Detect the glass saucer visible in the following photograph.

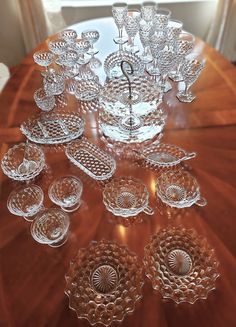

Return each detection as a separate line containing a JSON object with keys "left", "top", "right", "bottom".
{"left": 48, "top": 176, "right": 83, "bottom": 212}
{"left": 104, "top": 50, "right": 145, "bottom": 78}
{"left": 156, "top": 170, "right": 207, "bottom": 208}
{"left": 103, "top": 176, "right": 154, "bottom": 217}
{"left": 7, "top": 185, "right": 44, "bottom": 221}
{"left": 65, "top": 239, "right": 143, "bottom": 326}
{"left": 144, "top": 226, "right": 219, "bottom": 304}
{"left": 30, "top": 208, "right": 70, "bottom": 247}
{"left": 1, "top": 143, "right": 45, "bottom": 181}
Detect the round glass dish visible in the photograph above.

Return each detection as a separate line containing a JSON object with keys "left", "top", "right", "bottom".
{"left": 144, "top": 226, "right": 219, "bottom": 304}
{"left": 1, "top": 143, "right": 45, "bottom": 181}
{"left": 65, "top": 239, "right": 143, "bottom": 326}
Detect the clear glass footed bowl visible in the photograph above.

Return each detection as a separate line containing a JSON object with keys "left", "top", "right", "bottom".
{"left": 144, "top": 226, "right": 219, "bottom": 304}
{"left": 100, "top": 76, "right": 161, "bottom": 116}
{"left": 99, "top": 106, "right": 167, "bottom": 143}
{"left": 7, "top": 185, "right": 44, "bottom": 221}
{"left": 65, "top": 239, "right": 143, "bottom": 326}
{"left": 156, "top": 170, "right": 207, "bottom": 208}
{"left": 103, "top": 176, "right": 154, "bottom": 217}
{"left": 1, "top": 143, "right": 45, "bottom": 181}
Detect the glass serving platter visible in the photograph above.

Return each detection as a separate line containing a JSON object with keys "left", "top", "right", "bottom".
{"left": 138, "top": 143, "right": 196, "bottom": 167}
{"left": 20, "top": 112, "right": 84, "bottom": 144}
{"left": 65, "top": 138, "right": 116, "bottom": 180}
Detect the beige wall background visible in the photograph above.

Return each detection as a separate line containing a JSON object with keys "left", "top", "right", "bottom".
{"left": 0, "top": 1, "right": 217, "bottom": 67}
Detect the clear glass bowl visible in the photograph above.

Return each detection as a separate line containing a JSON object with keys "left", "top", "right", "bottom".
{"left": 33, "top": 51, "right": 54, "bottom": 67}
{"left": 48, "top": 39, "right": 68, "bottom": 55}
{"left": 65, "top": 239, "right": 143, "bottom": 326}
{"left": 56, "top": 50, "right": 78, "bottom": 67}
{"left": 75, "top": 80, "right": 102, "bottom": 101}
{"left": 144, "top": 226, "right": 219, "bottom": 304}
{"left": 139, "top": 143, "right": 196, "bottom": 167}
{"left": 7, "top": 185, "right": 44, "bottom": 221}
{"left": 21, "top": 112, "right": 84, "bottom": 144}
{"left": 59, "top": 29, "right": 77, "bottom": 44}
{"left": 1, "top": 143, "right": 45, "bottom": 181}
{"left": 48, "top": 176, "right": 83, "bottom": 212}
{"left": 104, "top": 50, "right": 145, "bottom": 78}
{"left": 156, "top": 170, "right": 207, "bottom": 208}
{"left": 103, "top": 176, "right": 154, "bottom": 217}
{"left": 30, "top": 208, "right": 70, "bottom": 247}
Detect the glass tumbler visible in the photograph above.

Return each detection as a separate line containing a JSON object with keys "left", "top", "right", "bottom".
{"left": 31, "top": 208, "right": 70, "bottom": 247}
{"left": 7, "top": 185, "right": 44, "bottom": 221}
{"left": 48, "top": 176, "right": 83, "bottom": 212}
{"left": 34, "top": 88, "right": 55, "bottom": 111}
{"left": 112, "top": 2, "right": 129, "bottom": 44}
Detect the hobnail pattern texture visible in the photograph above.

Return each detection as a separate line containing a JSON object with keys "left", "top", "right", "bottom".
{"left": 139, "top": 20, "right": 152, "bottom": 47}
{"left": 7, "top": 185, "right": 44, "bottom": 219}
{"left": 157, "top": 50, "right": 175, "bottom": 75}
{"left": 56, "top": 50, "right": 78, "bottom": 67}
{"left": 144, "top": 226, "right": 219, "bottom": 304}
{"left": 49, "top": 176, "right": 83, "bottom": 208}
{"left": 141, "top": 2, "right": 156, "bottom": 22}
{"left": 43, "top": 71, "right": 65, "bottom": 95}
{"left": 112, "top": 3, "right": 128, "bottom": 27}
{"left": 21, "top": 112, "right": 84, "bottom": 144}
{"left": 34, "top": 88, "right": 55, "bottom": 111}
{"left": 153, "top": 9, "right": 171, "bottom": 30}
{"left": 177, "top": 33, "right": 195, "bottom": 56}
{"left": 33, "top": 51, "right": 54, "bottom": 67}
{"left": 167, "top": 20, "right": 183, "bottom": 40}
{"left": 140, "top": 143, "right": 196, "bottom": 167}
{"left": 181, "top": 57, "right": 205, "bottom": 85}
{"left": 70, "top": 39, "right": 90, "bottom": 54}
{"left": 81, "top": 30, "right": 100, "bottom": 45}
{"left": 65, "top": 138, "right": 116, "bottom": 180}
{"left": 31, "top": 208, "right": 70, "bottom": 246}
{"left": 59, "top": 29, "right": 77, "bottom": 43}
{"left": 48, "top": 39, "right": 68, "bottom": 55}
{"left": 103, "top": 176, "right": 150, "bottom": 217}
{"left": 124, "top": 10, "right": 141, "bottom": 38}
{"left": 156, "top": 170, "right": 205, "bottom": 208}
{"left": 1, "top": 143, "right": 45, "bottom": 181}
{"left": 75, "top": 80, "right": 102, "bottom": 101}
{"left": 65, "top": 239, "right": 143, "bottom": 326}
{"left": 104, "top": 51, "right": 145, "bottom": 78}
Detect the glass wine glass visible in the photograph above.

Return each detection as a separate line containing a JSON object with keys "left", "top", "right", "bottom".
{"left": 81, "top": 29, "right": 100, "bottom": 56}
{"left": 146, "top": 30, "right": 166, "bottom": 76}
{"left": 124, "top": 10, "right": 141, "bottom": 53}
{"left": 141, "top": 1, "right": 157, "bottom": 22}
{"left": 157, "top": 49, "right": 175, "bottom": 92}
{"left": 177, "top": 54, "right": 205, "bottom": 102}
{"left": 112, "top": 2, "right": 128, "bottom": 45}
{"left": 153, "top": 8, "right": 171, "bottom": 31}
{"left": 139, "top": 19, "right": 153, "bottom": 64}
{"left": 166, "top": 19, "right": 183, "bottom": 51}
{"left": 70, "top": 38, "right": 91, "bottom": 64}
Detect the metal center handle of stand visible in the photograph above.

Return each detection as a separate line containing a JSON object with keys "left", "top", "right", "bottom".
{"left": 121, "top": 60, "right": 134, "bottom": 100}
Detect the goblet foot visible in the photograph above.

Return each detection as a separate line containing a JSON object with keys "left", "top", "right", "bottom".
{"left": 113, "top": 36, "right": 128, "bottom": 45}
{"left": 176, "top": 91, "right": 196, "bottom": 103}
{"left": 125, "top": 44, "right": 139, "bottom": 54}
{"left": 140, "top": 54, "right": 153, "bottom": 64}
{"left": 61, "top": 201, "right": 81, "bottom": 213}
{"left": 49, "top": 232, "right": 69, "bottom": 248}
{"left": 87, "top": 48, "right": 99, "bottom": 56}
{"left": 160, "top": 80, "right": 172, "bottom": 93}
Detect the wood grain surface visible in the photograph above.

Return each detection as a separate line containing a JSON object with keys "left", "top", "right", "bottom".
{"left": 0, "top": 19, "right": 236, "bottom": 327}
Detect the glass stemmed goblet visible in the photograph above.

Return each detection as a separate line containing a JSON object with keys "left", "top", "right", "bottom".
{"left": 141, "top": 1, "right": 157, "bottom": 22}
{"left": 139, "top": 19, "right": 153, "bottom": 64}
{"left": 33, "top": 50, "right": 54, "bottom": 72}
{"left": 157, "top": 49, "right": 175, "bottom": 93}
{"left": 48, "top": 39, "right": 68, "bottom": 55}
{"left": 166, "top": 19, "right": 183, "bottom": 52}
{"left": 112, "top": 2, "right": 128, "bottom": 45}
{"left": 34, "top": 88, "right": 55, "bottom": 111}
{"left": 153, "top": 8, "right": 171, "bottom": 31}
{"left": 177, "top": 54, "right": 205, "bottom": 102}
{"left": 59, "top": 29, "right": 77, "bottom": 44}
{"left": 124, "top": 10, "right": 141, "bottom": 53}
{"left": 81, "top": 29, "right": 100, "bottom": 56}
{"left": 70, "top": 38, "right": 91, "bottom": 65}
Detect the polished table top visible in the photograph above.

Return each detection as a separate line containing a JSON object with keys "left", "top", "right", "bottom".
{"left": 0, "top": 17, "right": 236, "bottom": 327}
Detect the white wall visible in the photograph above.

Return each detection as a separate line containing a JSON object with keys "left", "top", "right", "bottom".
{"left": 0, "top": 1, "right": 217, "bottom": 67}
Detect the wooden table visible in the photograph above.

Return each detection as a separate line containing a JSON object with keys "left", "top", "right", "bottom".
{"left": 0, "top": 17, "right": 236, "bottom": 327}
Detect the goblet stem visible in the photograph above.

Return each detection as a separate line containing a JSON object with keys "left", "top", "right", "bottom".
{"left": 118, "top": 26, "right": 123, "bottom": 38}
{"left": 184, "top": 82, "right": 191, "bottom": 95}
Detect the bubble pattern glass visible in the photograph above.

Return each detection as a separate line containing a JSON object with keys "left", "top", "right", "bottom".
{"left": 144, "top": 226, "right": 220, "bottom": 304}
{"left": 75, "top": 80, "right": 101, "bottom": 101}
{"left": 34, "top": 88, "right": 55, "bottom": 111}
{"left": 65, "top": 239, "right": 143, "bottom": 326}
{"left": 43, "top": 71, "right": 65, "bottom": 95}
{"left": 48, "top": 39, "right": 68, "bottom": 55}
{"left": 59, "top": 29, "right": 77, "bottom": 44}
{"left": 33, "top": 51, "right": 54, "bottom": 67}
{"left": 141, "top": 1, "right": 156, "bottom": 22}
{"left": 124, "top": 10, "right": 141, "bottom": 38}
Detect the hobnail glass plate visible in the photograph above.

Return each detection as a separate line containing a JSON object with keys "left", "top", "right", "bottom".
{"left": 65, "top": 138, "right": 116, "bottom": 180}
{"left": 144, "top": 226, "right": 219, "bottom": 304}
{"left": 139, "top": 143, "right": 196, "bottom": 167}
{"left": 103, "top": 176, "right": 154, "bottom": 217}
{"left": 104, "top": 50, "right": 145, "bottom": 78}
{"left": 99, "top": 106, "right": 167, "bottom": 143}
{"left": 156, "top": 170, "right": 207, "bottom": 208}
{"left": 65, "top": 239, "right": 143, "bottom": 326}
{"left": 21, "top": 112, "right": 84, "bottom": 144}
{"left": 1, "top": 143, "right": 45, "bottom": 181}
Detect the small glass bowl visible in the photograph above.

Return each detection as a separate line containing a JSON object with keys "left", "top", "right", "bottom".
{"left": 33, "top": 51, "right": 54, "bottom": 67}
{"left": 48, "top": 176, "right": 83, "bottom": 212}
{"left": 75, "top": 80, "right": 102, "bottom": 101}
{"left": 156, "top": 170, "right": 207, "bottom": 208}
{"left": 48, "top": 39, "right": 68, "bottom": 55}
{"left": 56, "top": 50, "right": 78, "bottom": 67}
{"left": 1, "top": 143, "right": 45, "bottom": 181}
{"left": 103, "top": 176, "right": 154, "bottom": 217}
{"left": 30, "top": 208, "right": 70, "bottom": 247}
{"left": 144, "top": 226, "right": 219, "bottom": 304}
{"left": 7, "top": 185, "right": 44, "bottom": 221}
{"left": 65, "top": 239, "right": 143, "bottom": 326}
{"left": 59, "top": 29, "right": 77, "bottom": 44}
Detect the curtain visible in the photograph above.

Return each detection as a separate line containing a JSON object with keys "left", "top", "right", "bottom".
{"left": 207, "top": 0, "right": 236, "bottom": 62}
{"left": 17, "top": 0, "right": 66, "bottom": 53}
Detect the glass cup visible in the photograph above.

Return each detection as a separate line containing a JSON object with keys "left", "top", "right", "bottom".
{"left": 139, "top": 19, "right": 153, "bottom": 64}
{"left": 34, "top": 88, "right": 55, "bottom": 111}
{"left": 31, "top": 208, "right": 70, "bottom": 247}
{"left": 43, "top": 71, "right": 65, "bottom": 95}
{"left": 48, "top": 176, "right": 83, "bottom": 212}
{"left": 59, "top": 29, "right": 77, "bottom": 44}
{"left": 112, "top": 2, "right": 129, "bottom": 45}
{"left": 153, "top": 8, "right": 171, "bottom": 31}
{"left": 177, "top": 54, "right": 206, "bottom": 102}
{"left": 33, "top": 51, "right": 54, "bottom": 71}
{"left": 70, "top": 38, "right": 91, "bottom": 64}
{"left": 56, "top": 50, "right": 78, "bottom": 67}
{"left": 48, "top": 39, "right": 68, "bottom": 55}
{"left": 124, "top": 10, "right": 141, "bottom": 53}
{"left": 7, "top": 185, "right": 44, "bottom": 221}
{"left": 141, "top": 1, "right": 157, "bottom": 22}
{"left": 81, "top": 29, "right": 100, "bottom": 56}
{"left": 157, "top": 49, "right": 175, "bottom": 92}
